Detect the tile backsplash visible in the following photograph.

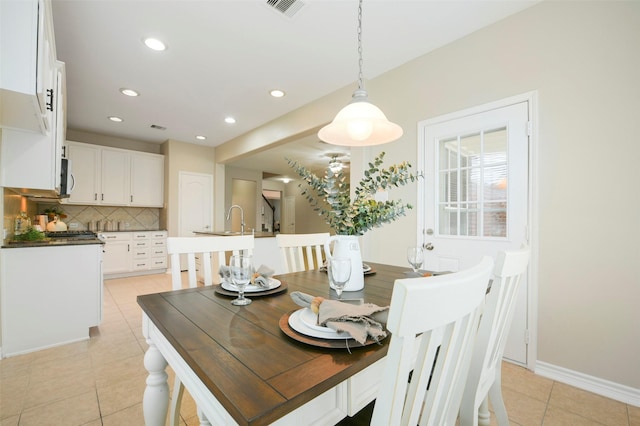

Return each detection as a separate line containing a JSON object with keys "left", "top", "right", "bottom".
{"left": 38, "top": 204, "right": 161, "bottom": 231}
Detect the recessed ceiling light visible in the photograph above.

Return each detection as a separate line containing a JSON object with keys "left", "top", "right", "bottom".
{"left": 108, "top": 116, "right": 124, "bottom": 122}
{"left": 270, "top": 89, "right": 285, "bottom": 98}
{"left": 120, "top": 88, "right": 139, "bottom": 97}
{"left": 282, "top": 178, "right": 292, "bottom": 184}
{"left": 196, "top": 135, "right": 206, "bottom": 140}
{"left": 143, "top": 37, "right": 166, "bottom": 51}
{"left": 224, "top": 117, "right": 236, "bottom": 124}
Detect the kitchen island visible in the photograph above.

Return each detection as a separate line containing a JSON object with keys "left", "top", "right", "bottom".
{"left": 0, "top": 240, "right": 103, "bottom": 357}
{"left": 193, "top": 231, "right": 284, "bottom": 275}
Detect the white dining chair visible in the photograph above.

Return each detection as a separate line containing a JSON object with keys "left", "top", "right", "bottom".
{"left": 459, "top": 246, "right": 531, "bottom": 426}
{"left": 365, "top": 256, "right": 494, "bottom": 426}
{"left": 275, "top": 232, "right": 329, "bottom": 273}
{"left": 165, "top": 235, "right": 254, "bottom": 426}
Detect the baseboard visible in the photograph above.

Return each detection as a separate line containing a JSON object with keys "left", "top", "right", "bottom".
{"left": 536, "top": 361, "right": 640, "bottom": 407}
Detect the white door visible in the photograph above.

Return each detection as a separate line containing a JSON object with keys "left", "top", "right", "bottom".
{"left": 179, "top": 172, "right": 213, "bottom": 237}
{"left": 178, "top": 172, "right": 213, "bottom": 270}
{"left": 283, "top": 196, "right": 296, "bottom": 233}
{"left": 418, "top": 99, "right": 531, "bottom": 365}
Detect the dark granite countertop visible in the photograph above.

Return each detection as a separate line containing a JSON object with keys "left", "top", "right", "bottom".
{"left": 2, "top": 239, "right": 105, "bottom": 248}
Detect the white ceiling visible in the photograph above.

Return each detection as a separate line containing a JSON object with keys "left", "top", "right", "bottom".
{"left": 51, "top": 0, "right": 539, "bottom": 176}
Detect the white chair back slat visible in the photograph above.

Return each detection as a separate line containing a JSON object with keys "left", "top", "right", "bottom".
{"left": 166, "top": 235, "right": 254, "bottom": 290}
{"left": 459, "top": 246, "right": 530, "bottom": 426}
{"left": 276, "top": 233, "right": 330, "bottom": 273}
{"left": 371, "top": 256, "right": 494, "bottom": 426}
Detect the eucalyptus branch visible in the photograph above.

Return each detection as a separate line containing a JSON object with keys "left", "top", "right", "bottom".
{"left": 287, "top": 152, "right": 422, "bottom": 236}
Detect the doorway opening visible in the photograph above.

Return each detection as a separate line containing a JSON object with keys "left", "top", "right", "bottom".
{"left": 262, "top": 190, "right": 281, "bottom": 233}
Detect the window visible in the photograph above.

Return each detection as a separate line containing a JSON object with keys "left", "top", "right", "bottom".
{"left": 437, "top": 127, "right": 508, "bottom": 238}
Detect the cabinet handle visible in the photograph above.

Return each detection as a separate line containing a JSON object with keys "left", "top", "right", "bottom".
{"left": 128, "top": 244, "right": 130, "bottom": 252}
{"left": 94, "top": 193, "right": 97, "bottom": 201}
{"left": 102, "top": 194, "right": 104, "bottom": 201}
{"left": 130, "top": 195, "right": 133, "bottom": 202}
{"left": 46, "top": 89, "right": 54, "bottom": 111}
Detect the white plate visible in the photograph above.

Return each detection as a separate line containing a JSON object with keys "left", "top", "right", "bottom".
{"left": 299, "top": 307, "right": 336, "bottom": 334}
{"left": 221, "top": 277, "right": 281, "bottom": 293}
{"left": 288, "top": 308, "right": 351, "bottom": 339}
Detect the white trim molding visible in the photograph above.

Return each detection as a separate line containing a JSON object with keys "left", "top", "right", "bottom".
{"left": 536, "top": 361, "right": 640, "bottom": 407}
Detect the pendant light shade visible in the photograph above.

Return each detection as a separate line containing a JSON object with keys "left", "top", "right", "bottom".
{"left": 318, "top": 0, "right": 403, "bottom": 147}
{"left": 319, "top": 89, "right": 403, "bottom": 146}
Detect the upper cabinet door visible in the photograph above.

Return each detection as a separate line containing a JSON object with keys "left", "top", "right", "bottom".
{"left": 130, "top": 152, "right": 164, "bottom": 207}
{"left": 66, "top": 142, "right": 100, "bottom": 204}
{"left": 101, "top": 148, "right": 130, "bottom": 205}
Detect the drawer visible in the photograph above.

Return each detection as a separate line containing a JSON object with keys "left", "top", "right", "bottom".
{"left": 100, "top": 232, "right": 130, "bottom": 242}
{"left": 150, "top": 256, "right": 167, "bottom": 268}
{"left": 133, "top": 232, "right": 151, "bottom": 240}
{"left": 132, "top": 240, "right": 149, "bottom": 249}
{"left": 150, "top": 231, "right": 168, "bottom": 239}
{"left": 150, "top": 247, "right": 167, "bottom": 257}
{"left": 133, "top": 248, "right": 150, "bottom": 259}
{"left": 132, "top": 259, "right": 151, "bottom": 270}
{"left": 151, "top": 240, "right": 166, "bottom": 248}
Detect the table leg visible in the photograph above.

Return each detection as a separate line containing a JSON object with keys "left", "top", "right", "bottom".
{"left": 197, "top": 407, "right": 212, "bottom": 426}
{"left": 478, "top": 397, "right": 491, "bottom": 426}
{"left": 143, "top": 339, "right": 169, "bottom": 426}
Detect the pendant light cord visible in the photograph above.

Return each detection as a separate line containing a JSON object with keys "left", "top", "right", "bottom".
{"left": 357, "top": 0, "right": 364, "bottom": 91}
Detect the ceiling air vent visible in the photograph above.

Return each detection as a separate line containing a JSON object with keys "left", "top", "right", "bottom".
{"left": 150, "top": 124, "right": 166, "bottom": 131}
{"left": 266, "top": 0, "right": 305, "bottom": 18}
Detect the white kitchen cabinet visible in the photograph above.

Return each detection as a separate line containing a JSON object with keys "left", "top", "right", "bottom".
{"left": 101, "top": 148, "right": 130, "bottom": 205}
{"left": 101, "top": 232, "right": 132, "bottom": 274}
{"left": 131, "top": 231, "right": 168, "bottom": 271}
{"left": 0, "top": 0, "right": 67, "bottom": 197}
{"left": 101, "top": 231, "right": 167, "bottom": 278}
{"left": 131, "top": 153, "right": 164, "bottom": 207}
{"left": 0, "top": 243, "right": 103, "bottom": 357}
{"left": 65, "top": 142, "right": 100, "bottom": 203}
{"left": 64, "top": 141, "right": 164, "bottom": 207}
{"left": 0, "top": 0, "right": 57, "bottom": 133}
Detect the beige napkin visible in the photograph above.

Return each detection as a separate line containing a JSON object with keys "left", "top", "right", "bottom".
{"left": 252, "top": 264, "right": 275, "bottom": 287}
{"left": 290, "top": 291, "right": 389, "bottom": 344}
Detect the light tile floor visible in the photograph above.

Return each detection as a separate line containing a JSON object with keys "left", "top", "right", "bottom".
{"left": 1, "top": 273, "right": 638, "bottom": 426}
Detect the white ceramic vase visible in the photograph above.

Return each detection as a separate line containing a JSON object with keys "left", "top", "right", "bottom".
{"left": 324, "top": 235, "right": 364, "bottom": 291}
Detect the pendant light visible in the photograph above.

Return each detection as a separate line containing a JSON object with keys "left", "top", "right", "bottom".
{"left": 318, "top": 0, "right": 403, "bottom": 147}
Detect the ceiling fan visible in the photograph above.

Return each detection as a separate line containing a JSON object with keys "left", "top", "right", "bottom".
{"left": 325, "top": 152, "right": 350, "bottom": 173}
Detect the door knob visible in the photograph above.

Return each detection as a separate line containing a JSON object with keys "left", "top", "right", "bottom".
{"left": 424, "top": 242, "right": 434, "bottom": 251}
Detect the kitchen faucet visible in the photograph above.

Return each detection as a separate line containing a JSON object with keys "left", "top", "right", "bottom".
{"left": 226, "top": 205, "right": 245, "bottom": 235}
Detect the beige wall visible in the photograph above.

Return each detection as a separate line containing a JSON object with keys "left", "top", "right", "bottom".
{"left": 283, "top": 179, "right": 332, "bottom": 235}
{"left": 224, "top": 166, "right": 263, "bottom": 233}
{"left": 162, "top": 139, "right": 216, "bottom": 236}
{"left": 66, "top": 129, "right": 161, "bottom": 154}
{"left": 214, "top": 2, "right": 640, "bottom": 391}
{"left": 360, "top": 1, "right": 640, "bottom": 389}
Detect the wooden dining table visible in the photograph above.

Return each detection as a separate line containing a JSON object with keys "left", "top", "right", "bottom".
{"left": 137, "top": 262, "right": 411, "bottom": 426}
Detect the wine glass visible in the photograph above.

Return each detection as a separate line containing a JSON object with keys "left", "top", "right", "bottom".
{"left": 229, "top": 254, "right": 253, "bottom": 306}
{"left": 329, "top": 257, "right": 352, "bottom": 300}
{"left": 407, "top": 247, "right": 424, "bottom": 275}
